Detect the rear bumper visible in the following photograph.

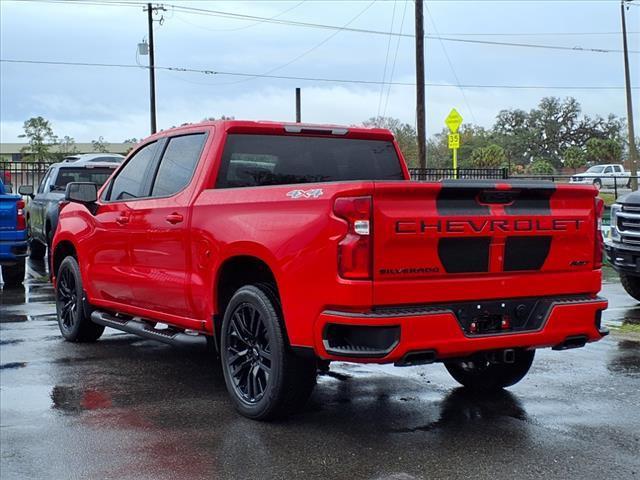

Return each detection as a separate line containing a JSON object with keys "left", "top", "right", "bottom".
{"left": 312, "top": 296, "right": 608, "bottom": 363}
{"left": 0, "top": 239, "right": 28, "bottom": 264}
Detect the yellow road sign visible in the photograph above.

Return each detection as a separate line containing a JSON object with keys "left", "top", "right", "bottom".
{"left": 445, "top": 108, "right": 463, "bottom": 133}
{"left": 448, "top": 133, "right": 460, "bottom": 149}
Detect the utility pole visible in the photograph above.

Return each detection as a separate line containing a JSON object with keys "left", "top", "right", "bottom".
{"left": 622, "top": 0, "right": 638, "bottom": 190}
{"left": 143, "top": 3, "right": 165, "bottom": 134}
{"left": 415, "top": 0, "right": 426, "bottom": 168}
{"left": 295, "top": 88, "right": 301, "bottom": 123}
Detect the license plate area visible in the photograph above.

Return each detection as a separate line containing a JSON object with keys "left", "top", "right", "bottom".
{"left": 453, "top": 298, "right": 551, "bottom": 336}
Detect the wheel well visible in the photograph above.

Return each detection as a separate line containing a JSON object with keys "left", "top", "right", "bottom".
{"left": 215, "top": 255, "right": 279, "bottom": 331}
{"left": 53, "top": 240, "right": 77, "bottom": 277}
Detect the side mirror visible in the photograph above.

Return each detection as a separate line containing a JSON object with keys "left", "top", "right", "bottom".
{"left": 65, "top": 182, "right": 98, "bottom": 204}
{"left": 18, "top": 185, "right": 34, "bottom": 197}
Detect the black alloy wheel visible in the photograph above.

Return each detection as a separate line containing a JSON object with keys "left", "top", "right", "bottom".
{"left": 226, "top": 302, "right": 272, "bottom": 404}
{"left": 57, "top": 264, "right": 78, "bottom": 333}
{"left": 220, "top": 284, "right": 317, "bottom": 420}
{"left": 55, "top": 256, "right": 104, "bottom": 342}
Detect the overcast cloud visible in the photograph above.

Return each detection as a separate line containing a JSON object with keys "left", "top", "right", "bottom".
{"left": 0, "top": 0, "right": 638, "bottom": 143}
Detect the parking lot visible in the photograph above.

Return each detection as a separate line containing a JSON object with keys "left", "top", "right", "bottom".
{"left": 0, "top": 260, "right": 639, "bottom": 480}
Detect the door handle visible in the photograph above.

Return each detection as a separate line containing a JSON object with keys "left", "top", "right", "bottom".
{"left": 116, "top": 215, "right": 129, "bottom": 225}
{"left": 165, "top": 213, "right": 184, "bottom": 225}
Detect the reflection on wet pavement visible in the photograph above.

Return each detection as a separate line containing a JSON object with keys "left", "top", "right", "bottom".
{"left": 1, "top": 265, "right": 639, "bottom": 479}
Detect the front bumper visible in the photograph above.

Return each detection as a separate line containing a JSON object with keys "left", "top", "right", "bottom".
{"left": 313, "top": 295, "right": 608, "bottom": 363}
{"left": 604, "top": 240, "right": 640, "bottom": 274}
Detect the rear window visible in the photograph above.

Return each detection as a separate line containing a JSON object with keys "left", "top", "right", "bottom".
{"left": 53, "top": 167, "right": 115, "bottom": 191}
{"left": 215, "top": 134, "right": 404, "bottom": 188}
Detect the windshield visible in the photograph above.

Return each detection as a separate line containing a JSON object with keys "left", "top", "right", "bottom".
{"left": 586, "top": 166, "right": 605, "bottom": 173}
{"left": 52, "top": 167, "right": 115, "bottom": 190}
{"left": 216, "top": 134, "right": 405, "bottom": 188}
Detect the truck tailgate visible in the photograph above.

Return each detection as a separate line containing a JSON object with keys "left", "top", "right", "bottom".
{"left": 0, "top": 195, "right": 19, "bottom": 232}
{"left": 372, "top": 180, "right": 600, "bottom": 306}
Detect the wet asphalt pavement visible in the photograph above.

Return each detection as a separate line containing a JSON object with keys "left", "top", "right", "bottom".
{"left": 1, "top": 260, "right": 639, "bottom": 480}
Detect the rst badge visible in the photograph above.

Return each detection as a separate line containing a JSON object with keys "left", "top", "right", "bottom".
{"left": 286, "top": 189, "right": 324, "bottom": 199}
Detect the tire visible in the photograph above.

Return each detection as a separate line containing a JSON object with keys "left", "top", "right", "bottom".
{"left": 593, "top": 179, "right": 602, "bottom": 189}
{"left": 220, "top": 284, "right": 316, "bottom": 420}
{"left": 55, "top": 256, "right": 104, "bottom": 342}
{"left": 444, "top": 349, "right": 535, "bottom": 391}
{"left": 620, "top": 272, "right": 640, "bottom": 301}
{"left": 29, "top": 239, "right": 46, "bottom": 260}
{"left": 1, "top": 259, "right": 26, "bottom": 288}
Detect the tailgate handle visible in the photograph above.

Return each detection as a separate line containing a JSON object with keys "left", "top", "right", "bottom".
{"left": 479, "top": 190, "right": 517, "bottom": 205}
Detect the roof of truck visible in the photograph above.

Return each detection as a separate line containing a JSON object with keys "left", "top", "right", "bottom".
{"left": 145, "top": 120, "right": 396, "bottom": 142}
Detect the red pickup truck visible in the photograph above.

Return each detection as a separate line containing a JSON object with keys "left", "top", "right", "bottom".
{"left": 52, "top": 120, "right": 608, "bottom": 420}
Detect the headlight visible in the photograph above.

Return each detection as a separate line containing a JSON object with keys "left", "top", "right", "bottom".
{"left": 610, "top": 203, "right": 621, "bottom": 240}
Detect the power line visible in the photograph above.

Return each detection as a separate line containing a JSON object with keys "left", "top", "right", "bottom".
{"left": 10, "top": 0, "right": 639, "bottom": 54}
{"left": 377, "top": 0, "right": 398, "bottom": 118}
{"left": 165, "top": 3, "right": 640, "bottom": 54}
{"left": 382, "top": 0, "right": 409, "bottom": 118}
{"left": 3, "top": 58, "right": 639, "bottom": 91}
{"left": 229, "top": 1, "right": 377, "bottom": 85}
{"left": 425, "top": 3, "right": 477, "bottom": 124}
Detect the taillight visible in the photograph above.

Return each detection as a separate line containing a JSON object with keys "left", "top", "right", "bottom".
{"left": 334, "top": 196, "right": 372, "bottom": 280}
{"left": 16, "top": 199, "right": 26, "bottom": 230}
{"left": 594, "top": 197, "right": 604, "bottom": 269}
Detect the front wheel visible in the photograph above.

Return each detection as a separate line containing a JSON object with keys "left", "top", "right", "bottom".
{"left": 55, "top": 256, "right": 104, "bottom": 342}
{"left": 444, "top": 349, "right": 535, "bottom": 391}
{"left": 220, "top": 284, "right": 317, "bottom": 420}
{"left": 620, "top": 272, "right": 640, "bottom": 301}
{"left": 1, "top": 259, "right": 26, "bottom": 287}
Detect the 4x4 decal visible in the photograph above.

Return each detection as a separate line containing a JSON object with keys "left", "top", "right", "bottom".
{"left": 286, "top": 188, "right": 324, "bottom": 199}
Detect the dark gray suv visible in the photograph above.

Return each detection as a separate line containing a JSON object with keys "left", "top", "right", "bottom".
{"left": 25, "top": 158, "right": 119, "bottom": 259}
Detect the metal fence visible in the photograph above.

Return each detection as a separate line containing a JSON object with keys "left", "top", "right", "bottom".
{"left": 510, "top": 174, "right": 638, "bottom": 198}
{"left": 1, "top": 161, "right": 53, "bottom": 193}
{"left": 409, "top": 167, "right": 508, "bottom": 181}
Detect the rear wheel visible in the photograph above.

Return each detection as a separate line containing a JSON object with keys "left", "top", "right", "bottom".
{"left": 55, "top": 256, "right": 104, "bottom": 342}
{"left": 220, "top": 284, "right": 316, "bottom": 420}
{"left": 620, "top": 272, "right": 640, "bottom": 301}
{"left": 444, "top": 349, "right": 535, "bottom": 391}
{"left": 1, "top": 259, "right": 26, "bottom": 288}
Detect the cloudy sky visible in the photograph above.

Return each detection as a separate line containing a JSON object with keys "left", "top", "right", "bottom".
{"left": 1, "top": 0, "right": 638, "bottom": 143}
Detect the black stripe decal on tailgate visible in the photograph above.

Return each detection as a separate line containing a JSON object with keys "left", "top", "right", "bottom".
{"left": 438, "top": 237, "right": 491, "bottom": 273}
{"left": 503, "top": 236, "right": 552, "bottom": 271}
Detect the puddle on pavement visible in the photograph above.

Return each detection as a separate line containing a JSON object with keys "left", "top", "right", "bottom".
{"left": 0, "top": 385, "right": 54, "bottom": 413}
{"left": 393, "top": 388, "right": 528, "bottom": 433}
{"left": 607, "top": 339, "right": 640, "bottom": 377}
{"left": 0, "top": 313, "right": 57, "bottom": 324}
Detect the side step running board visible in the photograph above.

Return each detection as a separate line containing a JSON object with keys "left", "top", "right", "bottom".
{"left": 91, "top": 311, "right": 207, "bottom": 349}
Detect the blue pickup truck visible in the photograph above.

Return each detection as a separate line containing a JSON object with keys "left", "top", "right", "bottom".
{"left": 0, "top": 179, "right": 31, "bottom": 287}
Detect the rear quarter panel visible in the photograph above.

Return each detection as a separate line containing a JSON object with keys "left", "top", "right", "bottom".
{"left": 190, "top": 182, "right": 375, "bottom": 347}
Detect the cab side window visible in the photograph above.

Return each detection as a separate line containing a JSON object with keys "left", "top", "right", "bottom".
{"left": 151, "top": 134, "right": 206, "bottom": 197}
{"left": 604, "top": 166, "right": 613, "bottom": 174}
{"left": 108, "top": 142, "right": 157, "bottom": 201}
{"left": 38, "top": 168, "right": 53, "bottom": 194}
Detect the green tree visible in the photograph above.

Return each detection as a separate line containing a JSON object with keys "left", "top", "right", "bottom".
{"left": 18, "top": 116, "right": 57, "bottom": 162}
{"left": 362, "top": 116, "right": 418, "bottom": 167}
{"left": 527, "top": 159, "right": 556, "bottom": 175}
{"left": 92, "top": 136, "right": 108, "bottom": 153}
{"left": 123, "top": 138, "right": 139, "bottom": 144}
{"left": 585, "top": 137, "right": 622, "bottom": 164}
{"left": 426, "top": 125, "right": 492, "bottom": 169}
{"left": 470, "top": 144, "right": 507, "bottom": 168}
{"left": 563, "top": 146, "right": 586, "bottom": 172}
{"left": 494, "top": 97, "right": 624, "bottom": 169}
